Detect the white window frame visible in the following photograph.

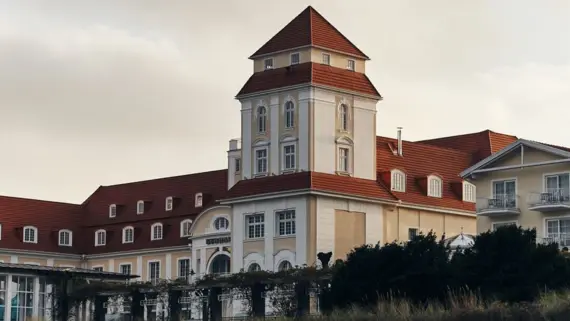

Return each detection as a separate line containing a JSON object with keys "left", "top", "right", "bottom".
{"left": 347, "top": 59, "right": 355, "bottom": 71}
{"left": 177, "top": 257, "right": 191, "bottom": 278}
{"left": 427, "top": 175, "right": 443, "bottom": 198}
{"left": 148, "top": 260, "right": 161, "bottom": 281}
{"left": 492, "top": 221, "right": 518, "bottom": 231}
{"left": 122, "top": 226, "right": 134, "bottom": 244}
{"left": 264, "top": 58, "right": 274, "bottom": 70}
{"left": 322, "top": 53, "right": 331, "bottom": 65}
{"left": 119, "top": 263, "right": 132, "bottom": 275}
{"left": 254, "top": 147, "right": 269, "bottom": 176}
{"left": 490, "top": 177, "right": 518, "bottom": 207}
{"left": 136, "top": 200, "right": 145, "bottom": 214}
{"left": 213, "top": 217, "right": 230, "bottom": 231}
{"left": 235, "top": 158, "right": 241, "bottom": 173}
{"left": 282, "top": 143, "right": 297, "bottom": 172}
{"left": 245, "top": 213, "right": 265, "bottom": 239}
{"left": 23, "top": 226, "right": 38, "bottom": 244}
{"left": 339, "top": 104, "right": 349, "bottom": 131}
{"left": 180, "top": 219, "right": 193, "bottom": 237}
{"left": 195, "top": 193, "right": 203, "bottom": 207}
{"left": 276, "top": 209, "right": 296, "bottom": 237}
{"left": 543, "top": 171, "right": 570, "bottom": 194}
{"left": 95, "top": 229, "right": 106, "bottom": 246}
{"left": 151, "top": 223, "right": 163, "bottom": 241}
{"left": 284, "top": 100, "right": 295, "bottom": 128}
{"left": 391, "top": 169, "right": 406, "bottom": 192}
{"left": 58, "top": 229, "right": 73, "bottom": 247}
{"left": 256, "top": 106, "right": 267, "bottom": 133}
{"left": 338, "top": 147, "right": 350, "bottom": 173}
{"left": 463, "top": 181, "right": 476, "bottom": 203}
{"left": 92, "top": 266, "right": 104, "bottom": 271}
{"left": 165, "top": 196, "right": 173, "bottom": 211}
{"left": 109, "top": 204, "right": 117, "bottom": 218}
{"left": 290, "top": 52, "right": 300, "bottom": 65}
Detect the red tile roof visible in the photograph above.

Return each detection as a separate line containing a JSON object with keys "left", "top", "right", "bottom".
{"left": 237, "top": 62, "right": 381, "bottom": 98}
{"left": 250, "top": 6, "right": 368, "bottom": 59}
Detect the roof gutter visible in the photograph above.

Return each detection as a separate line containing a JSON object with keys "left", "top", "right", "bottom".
{"left": 465, "top": 158, "right": 570, "bottom": 177}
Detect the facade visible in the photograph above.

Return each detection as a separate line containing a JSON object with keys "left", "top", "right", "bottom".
{"left": 0, "top": 5, "right": 519, "bottom": 319}
{"left": 462, "top": 138, "right": 570, "bottom": 246}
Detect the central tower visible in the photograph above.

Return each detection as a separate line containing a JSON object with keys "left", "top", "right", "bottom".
{"left": 228, "top": 6, "right": 382, "bottom": 189}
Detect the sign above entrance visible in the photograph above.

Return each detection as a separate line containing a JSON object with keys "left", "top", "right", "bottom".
{"left": 206, "top": 236, "right": 231, "bottom": 245}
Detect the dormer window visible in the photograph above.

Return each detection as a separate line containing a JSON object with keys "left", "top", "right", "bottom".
{"left": 391, "top": 170, "right": 406, "bottom": 192}
{"left": 290, "top": 52, "right": 300, "bottom": 65}
{"left": 165, "top": 197, "right": 173, "bottom": 211}
{"left": 23, "top": 226, "right": 38, "bottom": 244}
{"left": 463, "top": 181, "right": 476, "bottom": 203}
{"left": 195, "top": 193, "right": 203, "bottom": 208}
{"left": 109, "top": 204, "right": 117, "bottom": 218}
{"left": 58, "top": 229, "right": 72, "bottom": 246}
{"left": 137, "top": 200, "right": 145, "bottom": 214}
{"left": 264, "top": 58, "right": 273, "bottom": 70}
{"left": 427, "top": 175, "right": 443, "bottom": 198}
{"left": 123, "top": 226, "right": 134, "bottom": 244}
{"left": 151, "top": 223, "right": 163, "bottom": 241}
{"left": 180, "top": 219, "right": 193, "bottom": 237}
{"left": 95, "top": 229, "right": 106, "bottom": 246}
{"left": 347, "top": 59, "right": 355, "bottom": 71}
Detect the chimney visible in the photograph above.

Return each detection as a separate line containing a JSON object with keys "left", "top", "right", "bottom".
{"left": 229, "top": 139, "right": 240, "bottom": 151}
{"left": 397, "top": 127, "right": 403, "bottom": 156}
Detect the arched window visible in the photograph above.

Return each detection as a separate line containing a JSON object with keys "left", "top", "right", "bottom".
{"left": 151, "top": 223, "right": 163, "bottom": 241}
{"left": 180, "top": 219, "right": 193, "bottom": 237}
{"left": 391, "top": 170, "right": 406, "bottom": 192}
{"left": 195, "top": 193, "right": 203, "bottom": 207}
{"left": 123, "top": 226, "right": 134, "bottom": 243}
{"left": 137, "top": 200, "right": 145, "bottom": 214}
{"left": 339, "top": 104, "right": 348, "bottom": 131}
{"left": 165, "top": 196, "right": 173, "bottom": 211}
{"left": 58, "top": 229, "right": 72, "bottom": 246}
{"left": 210, "top": 254, "right": 231, "bottom": 275}
{"left": 428, "top": 175, "right": 443, "bottom": 198}
{"left": 284, "top": 101, "right": 295, "bottom": 128}
{"left": 248, "top": 263, "right": 261, "bottom": 272}
{"left": 109, "top": 204, "right": 117, "bottom": 218}
{"left": 214, "top": 217, "right": 229, "bottom": 231}
{"left": 95, "top": 229, "right": 106, "bottom": 246}
{"left": 257, "top": 106, "right": 267, "bottom": 133}
{"left": 23, "top": 226, "right": 38, "bottom": 243}
{"left": 278, "top": 260, "right": 292, "bottom": 271}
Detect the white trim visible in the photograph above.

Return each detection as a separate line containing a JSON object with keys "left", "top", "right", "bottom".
{"left": 492, "top": 220, "right": 518, "bottom": 231}
{"left": 109, "top": 204, "right": 117, "bottom": 218}
{"left": 249, "top": 44, "right": 369, "bottom": 61}
{"left": 243, "top": 252, "right": 265, "bottom": 271}
{"left": 23, "top": 225, "right": 38, "bottom": 244}
{"left": 95, "top": 229, "right": 106, "bottom": 246}
{"left": 283, "top": 99, "right": 296, "bottom": 129}
{"left": 236, "top": 83, "right": 381, "bottom": 101}
{"left": 489, "top": 177, "right": 518, "bottom": 206}
{"left": 463, "top": 181, "right": 476, "bottom": 203}
{"left": 206, "top": 251, "right": 231, "bottom": 274}
{"left": 542, "top": 171, "right": 570, "bottom": 193}
{"left": 122, "top": 226, "right": 134, "bottom": 244}
{"left": 136, "top": 200, "right": 145, "bottom": 214}
{"left": 289, "top": 52, "right": 300, "bottom": 65}
{"left": 165, "top": 196, "right": 174, "bottom": 211}
{"left": 274, "top": 250, "right": 296, "bottom": 271}
{"left": 180, "top": 219, "right": 193, "bottom": 237}
{"left": 244, "top": 212, "right": 265, "bottom": 240}
{"left": 427, "top": 175, "right": 443, "bottom": 198}
{"left": 337, "top": 145, "right": 351, "bottom": 173}
{"left": 195, "top": 193, "right": 203, "bottom": 208}
{"left": 176, "top": 257, "right": 191, "bottom": 278}
{"left": 188, "top": 205, "right": 232, "bottom": 235}
{"left": 58, "top": 229, "right": 73, "bottom": 247}
{"left": 151, "top": 223, "right": 163, "bottom": 241}
{"left": 118, "top": 262, "right": 132, "bottom": 275}
{"left": 391, "top": 169, "right": 406, "bottom": 192}
{"left": 147, "top": 260, "right": 161, "bottom": 281}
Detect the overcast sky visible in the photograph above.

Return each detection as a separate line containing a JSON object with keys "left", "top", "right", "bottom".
{"left": 0, "top": 0, "right": 568, "bottom": 203}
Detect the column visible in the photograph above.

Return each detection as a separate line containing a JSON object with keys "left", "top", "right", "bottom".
{"left": 4, "top": 274, "right": 12, "bottom": 321}
{"left": 32, "top": 277, "right": 40, "bottom": 317}
{"left": 298, "top": 89, "right": 311, "bottom": 171}
{"left": 165, "top": 254, "right": 172, "bottom": 280}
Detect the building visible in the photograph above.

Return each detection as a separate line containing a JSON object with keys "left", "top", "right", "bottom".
{"left": 461, "top": 138, "right": 570, "bottom": 246}
{"left": 0, "top": 5, "right": 518, "bottom": 318}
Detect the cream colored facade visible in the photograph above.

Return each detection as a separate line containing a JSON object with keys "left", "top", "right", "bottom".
{"left": 462, "top": 139, "right": 570, "bottom": 243}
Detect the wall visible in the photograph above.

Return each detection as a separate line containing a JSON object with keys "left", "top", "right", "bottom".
{"left": 252, "top": 48, "right": 366, "bottom": 73}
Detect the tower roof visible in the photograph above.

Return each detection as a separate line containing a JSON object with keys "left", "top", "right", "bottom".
{"left": 250, "top": 6, "right": 369, "bottom": 60}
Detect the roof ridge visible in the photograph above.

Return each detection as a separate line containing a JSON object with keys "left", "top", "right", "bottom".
{"left": 0, "top": 194, "right": 80, "bottom": 206}
{"left": 308, "top": 6, "right": 314, "bottom": 45}
{"left": 100, "top": 169, "right": 227, "bottom": 188}
{"left": 376, "top": 136, "right": 471, "bottom": 156}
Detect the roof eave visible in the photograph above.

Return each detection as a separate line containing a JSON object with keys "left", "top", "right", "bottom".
{"left": 249, "top": 45, "right": 369, "bottom": 61}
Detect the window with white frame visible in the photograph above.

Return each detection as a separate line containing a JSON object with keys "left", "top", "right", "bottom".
{"left": 235, "top": 158, "right": 241, "bottom": 173}
{"left": 148, "top": 261, "right": 161, "bottom": 281}
{"left": 283, "top": 144, "right": 296, "bottom": 171}
{"left": 290, "top": 53, "right": 300, "bottom": 65}
{"left": 546, "top": 218, "right": 570, "bottom": 247}
{"left": 109, "top": 204, "right": 117, "bottom": 218}
{"left": 284, "top": 101, "right": 295, "bottom": 128}
{"left": 257, "top": 106, "right": 267, "bottom": 133}
{"left": 180, "top": 219, "right": 193, "bottom": 237}
{"left": 95, "top": 229, "right": 106, "bottom": 246}
{"left": 264, "top": 58, "right": 273, "bottom": 70}
{"left": 23, "top": 226, "right": 37, "bottom": 243}
{"left": 276, "top": 210, "right": 296, "bottom": 236}
{"left": 255, "top": 148, "right": 268, "bottom": 175}
{"left": 151, "top": 223, "right": 163, "bottom": 240}
{"left": 214, "top": 217, "right": 229, "bottom": 230}
{"left": 339, "top": 104, "right": 348, "bottom": 131}
{"left": 347, "top": 59, "right": 355, "bottom": 71}
{"left": 322, "top": 53, "right": 330, "bottom": 65}
{"left": 92, "top": 266, "right": 103, "bottom": 272}
{"left": 545, "top": 173, "right": 570, "bottom": 198}
{"left": 492, "top": 179, "right": 516, "bottom": 207}
{"left": 120, "top": 263, "right": 132, "bottom": 275}
{"left": 165, "top": 196, "right": 173, "bottom": 211}
{"left": 58, "top": 229, "right": 72, "bottom": 246}
{"left": 246, "top": 213, "right": 265, "bottom": 239}
{"left": 338, "top": 147, "right": 349, "bottom": 172}
{"left": 195, "top": 193, "right": 203, "bottom": 207}
{"left": 427, "top": 176, "right": 442, "bottom": 198}
{"left": 123, "top": 226, "right": 134, "bottom": 243}
{"left": 178, "top": 258, "right": 191, "bottom": 278}
{"left": 463, "top": 181, "right": 476, "bottom": 203}
{"left": 391, "top": 170, "right": 406, "bottom": 192}
{"left": 492, "top": 221, "right": 517, "bottom": 231}
{"left": 137, "top": 200, "right": 145, "bottom": 214}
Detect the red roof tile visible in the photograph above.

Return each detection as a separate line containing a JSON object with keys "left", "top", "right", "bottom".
{"left": 237, "top": 62, "right": 381, "bottom": 98}
{"left": 250, "top": 6, "right": 368, "bottom": 59}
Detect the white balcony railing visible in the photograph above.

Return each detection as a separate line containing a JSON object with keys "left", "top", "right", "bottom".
{"left": 476, "top": 194, "right": 520, "bottom": 216}
{"left": 538, "top": 233, "right": 570, "bottom": 248}
{"left": 528, "top": 188, "right": 570, "bottom": 211}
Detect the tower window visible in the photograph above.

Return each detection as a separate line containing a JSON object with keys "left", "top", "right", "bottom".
{"left": 264, "top": 58, "right": 273, "bottom": 70}
{"left": 290, "top": 53, "right": 300, "bottom": 65}
{"left": 322, "top": 53, "right": 330, "bottom": 65}
{"left": 339, "top": 104, "right": 348, "bottom": 131}
{"left": 347, "top": 59, "right": 355, "bottom": 71}
{"left": 284, "top": 101, "right": 295, "bottom": 128}
{"left": 283, "top": 144, "right": 296, "bottom": 171}
{"left": 257, "top": 106, "right": 267, "bottom": 133}
{"left": 338, "top": 148, "right": 349, "bottom": 172}
{"left": 235, "top": 158, "right": 241, "bottom": 173}
{"left": 255, "top": 148, "right": 268, "bottom": 175}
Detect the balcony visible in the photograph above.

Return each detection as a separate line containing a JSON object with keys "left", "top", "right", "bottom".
{"left": 537, "top": 234, "right": 570, "bottom": 249}
{"left": 528, "top": 189, "right": 570, "bottom": 212}
{"left": 476, "top": 194, "right": 520, "bottom": 216}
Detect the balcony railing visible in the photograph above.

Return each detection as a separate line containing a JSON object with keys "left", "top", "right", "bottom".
{"left": 476, "top": 194, "right": 520, "bottom": 216}
{"left": 538, "top": 234, "right": 570, "bottom": 248}
{"left": 528, "top": 189, "right": 570, "bottom": 212}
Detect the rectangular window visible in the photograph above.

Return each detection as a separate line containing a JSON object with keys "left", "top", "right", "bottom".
{"left": 463, "top": 182, "right": 476, "bottom": 202}
{"left": 178, "top": 259, "right": 191, "bottom": 278}
{"left": 546, "top": 218, "right": 570, "bottom": 247}
{"left": 283, "top": 144, "right": 296, "bottom": 171}
{"left": 276, "top": 210, "right": 296, "bottom": 236}
{"left": 255, "top": 148, "right": 268, "bottom": 175}
{"left": 492, "top": 222, "right": 516, "bottom": 231}
{"left": 347, "top": 59, "right": 355, "bottom": 71}
{"left": 322, "top": 53, "right": 330, "bottom": 65}
{"left": 545, "top": 173, "right": 570, "bottom": 198}
{"left": 93, "top": 266, "right": 103, "bottom": 272}
{"left": 264, "top": 58, "right": 273, "bottom": 70}
{"left": 339, "top": 148, "right": 349, "bottom": 172}
{"left": 246, "top": 213, "right": 265, "bottom": 239}
{"left": 148, "top": 261, "right": 161, "bottom": 281}
{"left": 235, "top": 158, "right": 241, "bottom": 173}
{"left": 492, "top": 179, "right": 516, "bottom": 207}
{"left": 290, "top": 53, "right": 300, "bottom": 65}
{"left": 120, "top": 264, "right": 132, "bottom": 275}
{"left": 408, "top": 228, "right": 418, "bottom": 240}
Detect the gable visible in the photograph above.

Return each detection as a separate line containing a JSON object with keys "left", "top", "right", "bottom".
{"left": 481, "top": 145, "right": 567, "bottom": 169}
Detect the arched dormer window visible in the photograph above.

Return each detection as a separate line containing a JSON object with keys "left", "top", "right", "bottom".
{"left": 95, "top": 229, "right": 106, "bottom": 246}
{"left": 23, "top": 226, "right": 38, "bottom": 244}
{"left": 284, "top": 101, "right": 295, "bottom": 128}
{"left": 180, "top": 219, "right": 193, "bottom": 237}
{"left": 165, "top": 196, "right": 173, "bottom": 211}
{"left": 123, "top": 226, "right": 134, "bottom": 244}
{"left": 136, "top": 200, "right": 145, "bottom": 214}
{"left": 58, "top": 229, "right": 72, "bottom": 246}
{"left": 339, "top": 104, "right": 349, "bottom": 131}
{"left": 391, "top": 170, "right": 406, "bottom": 192}
{"left": 151, "top": 223, "right": 163, "bottom": 241}
{"left": 109, "top": 204, "right": 117, "bottom": 218}
{"left": 257, "top": 106, "right": 267, "bottom": 133}
{"left": 427, "top": 175, "right": 443, "bottom": 198}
